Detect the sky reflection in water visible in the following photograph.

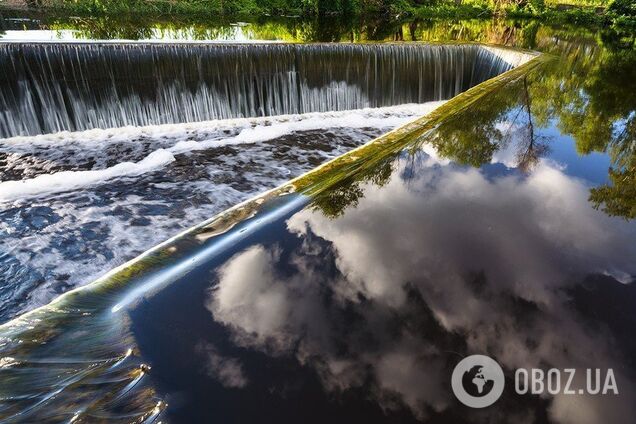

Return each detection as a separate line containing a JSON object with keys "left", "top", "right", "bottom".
{"left": 130, "top": 60, "right": 636, "bottom": 423}
{"left": 208, "top": 156, "right": 636, "bottom": 422}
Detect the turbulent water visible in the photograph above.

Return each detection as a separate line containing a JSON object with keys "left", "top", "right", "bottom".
{"left": 0, "top": 43, "right": 518, "bottom": 138}
{"left": 0, "top": 104, "right": 444, "bottom": 321}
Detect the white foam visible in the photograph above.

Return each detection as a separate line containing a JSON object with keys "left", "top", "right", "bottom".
{"left": 1, "top": 103, "right": 442, "bottom": 149}
{"left": 168, "top": 105, "right": 441, "bottom": 154}
{"left": 0, "top": 149, "right": 175, "bottom": 203}
{"left": 0, "top": 102, "right": 445, "bottom": 204}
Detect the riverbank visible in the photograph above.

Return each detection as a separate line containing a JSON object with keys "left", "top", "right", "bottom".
{"left": 1, "top": 1, "right": 635, "bottom": 30}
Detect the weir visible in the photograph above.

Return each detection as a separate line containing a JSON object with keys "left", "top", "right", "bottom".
{"left": 0, "top": 42, "right": 539, "bottom": 422}
{"left": 0, "top": 43, "right": 525, "bottom": 138}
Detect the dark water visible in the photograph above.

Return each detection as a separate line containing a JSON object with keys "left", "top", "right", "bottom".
{"left": 0, "top": 13, "right": 635, "bottom": 424}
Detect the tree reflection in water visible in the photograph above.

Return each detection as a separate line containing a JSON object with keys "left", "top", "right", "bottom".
{"left": 306, "top": 33, "right": 635, "bottom": 220}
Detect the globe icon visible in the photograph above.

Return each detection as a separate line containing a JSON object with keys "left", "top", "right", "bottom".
{"left": 452, "top": 355, "right": 505, "bottom": 408}
{"left": 461, "top": 365, "right": 495, "bottom": 397}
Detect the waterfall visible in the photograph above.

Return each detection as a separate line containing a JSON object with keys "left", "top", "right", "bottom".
{"left": 0, "top": 43, "right": 519, "bottom": 138}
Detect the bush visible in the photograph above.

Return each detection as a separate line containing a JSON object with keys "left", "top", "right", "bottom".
{"left": 608, "top": 0, "right": 636, "bottom": 17}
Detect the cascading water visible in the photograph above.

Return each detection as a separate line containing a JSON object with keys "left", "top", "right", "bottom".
{"left": 0, "top": 41, "right": 539, "bottom": 423}
{"left": 0, "top": 43, "right": 520, "bottom": 138}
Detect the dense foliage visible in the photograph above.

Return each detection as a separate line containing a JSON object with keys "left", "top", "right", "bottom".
{"left": 7, "top": 0, "right": 634, "bottom": 27}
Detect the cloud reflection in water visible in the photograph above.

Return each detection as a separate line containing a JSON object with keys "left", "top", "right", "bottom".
{"left": 207, "top": 150, "right": 636, "bottom": 423}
